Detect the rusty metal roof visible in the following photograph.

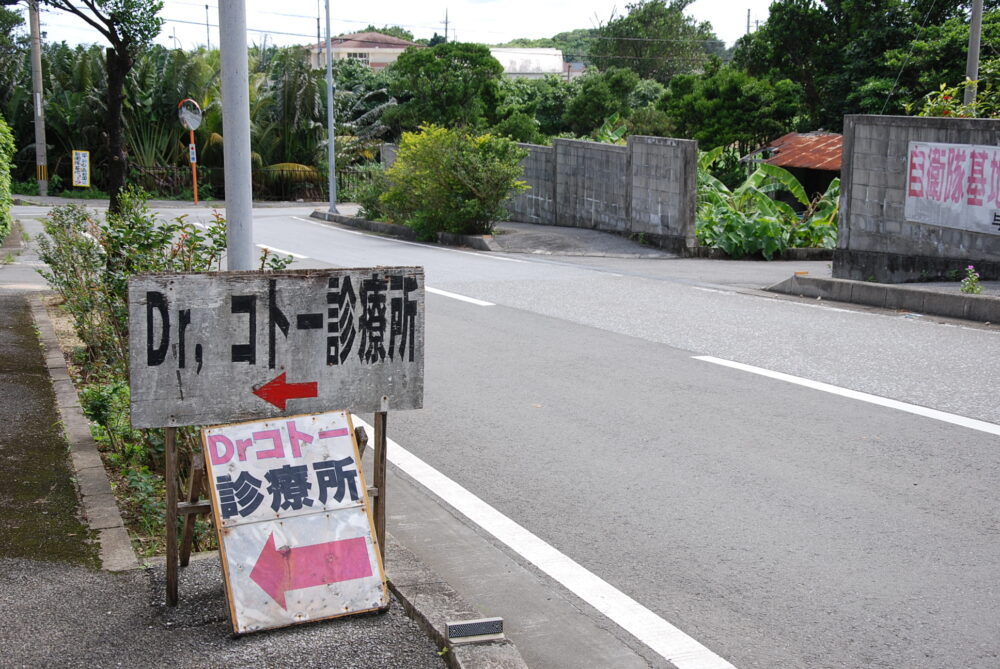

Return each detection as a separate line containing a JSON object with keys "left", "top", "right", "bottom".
{"left": 761, "top": 132, "right": 843, "bottom": 171}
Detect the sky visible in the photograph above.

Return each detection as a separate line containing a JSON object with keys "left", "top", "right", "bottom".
{"left": 30, "top": 0, "right": 774, "bottom": 52}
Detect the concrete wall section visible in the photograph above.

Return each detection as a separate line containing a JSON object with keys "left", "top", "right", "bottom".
{"left": 628, "top": 136, "right": 698, "bottom": 251}
{"left": 507, "top": 144, "right": 555, "bottom": 224}
{"left": 554, "top": 139, "right": 629, "bottom": 231}
{"left": 505, "top": 136, "right": 697, "bottom": 253}
{"left": 836, "top": 115, "right": 1000, "bottom": 282}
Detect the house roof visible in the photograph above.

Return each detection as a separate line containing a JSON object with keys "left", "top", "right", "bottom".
{"left": 758, "top": 132, "right": 843, "bottom": 171}
{"left": 322, "top": 32, "right": 419, "bottom": 50}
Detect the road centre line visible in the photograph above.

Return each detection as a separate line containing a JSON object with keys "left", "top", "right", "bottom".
{"left": 352, "top": 417, "right": 737, "bottom": 669}
{"left": 694, "top": 356, "right": 1000, "bottom": 437}
{"left": 425, "top": 287, "right": 494, "bottom": 306}
{"left": 256, "top": 243, "right": 307, "bottom": 259}
{"left": 289, "top": 216, "right": 528, "bottom": 263}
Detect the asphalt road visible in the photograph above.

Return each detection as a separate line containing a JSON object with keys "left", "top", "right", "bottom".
{"left": 20, "top": 203, "right": 1000, "bottom": 668}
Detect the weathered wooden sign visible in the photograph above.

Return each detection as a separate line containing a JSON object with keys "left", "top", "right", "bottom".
{"left": 905, "top": 141, "right": 1000, "bottom": 234}
{"left": 202, "top": 410, "right": 387, "bottom": 633}
{"left": 128, "top": 268, "right": 424, "bottom": 428}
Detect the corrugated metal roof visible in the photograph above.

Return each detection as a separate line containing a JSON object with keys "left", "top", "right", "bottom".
{"left": 762, "top": 132, "right": 842, "bottom": 171}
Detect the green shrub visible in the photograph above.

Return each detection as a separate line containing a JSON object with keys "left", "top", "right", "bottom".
{"left": 0, "top": 113, "right": 14, "bottom": 242}
{"left": 380, "top": 125, "right": 529, "bottom": 239}
{"left": 352, "top": 163, "right": 390, "bottom": 220}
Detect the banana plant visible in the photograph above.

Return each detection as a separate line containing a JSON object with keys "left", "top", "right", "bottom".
{"left": 696, "top": 148, "right": 837, "bottom": 259}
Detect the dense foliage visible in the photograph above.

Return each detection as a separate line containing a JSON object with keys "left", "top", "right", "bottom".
{"left": 36, "top": 190, "right": 289, "bottom": 552}
{"left": 590, "top": 0, "right": 723, "bottom": 84}
{"left": 387, "top": 42, "right": 504, "bottom": 131}
{"left": 379, "top": 125, "right": 528, "bottom": 239}
{"left": 696, "top": 148, "right": 839, "bottom": 259}
{"left": 0, "top": 112, "right": 12, "bottom": 242}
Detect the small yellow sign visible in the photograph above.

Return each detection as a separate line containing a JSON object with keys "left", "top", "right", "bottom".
{"left": 72, "top": 150, "right": 90, "bottom": 187}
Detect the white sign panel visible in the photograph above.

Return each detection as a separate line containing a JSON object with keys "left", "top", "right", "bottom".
{"left": 128, "top": 268, "right": 424, "bottom": 428}
{"left": 203, "top": 410, "right": 387, "bottom": 634}
{"left": 72, "top": 150, "right": 90, "bottom": 187}
{"left": 904, "top": 141, "right": 1000, "bottom": 234}
{"left": 189, "top": 143, "right": 197, "bottom": 164}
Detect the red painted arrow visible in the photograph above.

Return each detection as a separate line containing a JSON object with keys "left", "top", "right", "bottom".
{"left": 249, "top": 532, "right": 373, "bottom": 610}
{"left": 252, "top": 373, "right": 318, "bottom": 410}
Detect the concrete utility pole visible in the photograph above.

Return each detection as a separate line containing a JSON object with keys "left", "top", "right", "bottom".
{"left": 324, "top": 0, "right": 338, "bottom": 213}
{"left": 964, "top": 0, "right": 984, "bottom": 106}
{"left": 218, "top": 0, "right": 254, "bottom": 270}
{"left": 29, "top": 0, "right": 48, "bottom": 197}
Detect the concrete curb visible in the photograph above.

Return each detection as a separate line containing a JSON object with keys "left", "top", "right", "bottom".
{"left": 385, "top": 534, "right": 528, "bottom": 669}
{"left": 28, "top": 296, "right": 141, "bottom": 572}
{"left": 310, "top": 210, "right": 501, "bottom": 252}
{"left": 767, "top": 274, "right": 1000, "bottom": 323}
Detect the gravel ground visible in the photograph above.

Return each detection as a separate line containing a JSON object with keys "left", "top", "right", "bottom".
{"left": 0, "top": 556, "right": 446, "bottom": 669}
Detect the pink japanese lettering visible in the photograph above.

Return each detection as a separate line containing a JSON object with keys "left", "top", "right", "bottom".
{"left": 908, "top": 148, "right": 926, "bottom": 197}
{"left": 967, "top": 150, "right": 987, "bottom": 206}
{"left": 286, "top": 420, "right": 314, "bottom": 458}
{"left": 253, "top": 429, "right": 285, "bottom": 459}
{"left": 926, "top": 147, "right": 946, "bottom": 201}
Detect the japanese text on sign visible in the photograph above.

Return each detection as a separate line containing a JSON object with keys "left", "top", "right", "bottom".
{"left": 904, "top": 141, "right": 1000, "bottom": 234}
{"left": 128, "top": 268, "right": 424, "bottom": 428}
{"left": 203, "top": 411, "right": 387, "bottom": 633}
{"left": 72, "top": 150, "right": 90, "bottom": 187}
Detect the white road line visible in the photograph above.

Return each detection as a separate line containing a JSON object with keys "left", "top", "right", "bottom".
{"left": 256, "top": 243, "right": 307, "bottom": 259}
{"left": 425, "top": 287, "right": 494, "bottom": 306}
{"left": 694, "top": 356, "right": 1000, "bottom": 437}
{"left": 352, "top": 418, "right": 737, "bottom": 669}
{"left": 290, "top": 215, "right": 528, "bottom": 263}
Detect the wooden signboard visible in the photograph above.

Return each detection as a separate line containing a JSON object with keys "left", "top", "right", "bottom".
{"left": 128, "top": 268, "right": 424, "bottom": 428}
{"left": 202, "top": 410, "right": 387, "bottom": 633}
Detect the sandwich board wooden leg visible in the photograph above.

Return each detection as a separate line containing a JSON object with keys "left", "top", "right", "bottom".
{"left": 180, "top": 454, "right": 206, "bottom": 568}
{"left": 373, "top": 411, "right": 387, "bottom": 561}
{"left": 165, "top": 427, "right": 178, "bottom": 607}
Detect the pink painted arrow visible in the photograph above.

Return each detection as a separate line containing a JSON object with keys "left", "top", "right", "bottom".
{"left": 252, "top": 372, "right": 318, "bottom": 410}
{"left": 250, "top": 532, "right": 373, "bottom": 610}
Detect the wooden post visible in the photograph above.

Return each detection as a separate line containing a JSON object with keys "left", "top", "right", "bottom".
{"left": 165, "top": 427, "right": 178, "bottom": 607}
{"left": 179, "top": 454, "right": 205, "bottom": 567}
{"left": 373, "top": 411, "right": 387, "bottom": 561}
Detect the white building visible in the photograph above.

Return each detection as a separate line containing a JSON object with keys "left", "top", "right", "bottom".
{"left": 308, "top": 32, "right": 420, "bottom": 71}
{"left": 488, "top": 47, "right": 576, "bottom": 79}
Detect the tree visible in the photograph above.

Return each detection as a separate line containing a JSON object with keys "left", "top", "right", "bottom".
{"left": 386, "top": 42, "right": 503, "bottom": 132}
{"left": 41, "top": 0, "right": 163, "bottom": 212}
{"left": 0, "top": 5, "right": 27, "bottom": 108}
{"left": 661, "top": 64, "right": 804, "bottom": 155}
{"left": 589, "top": 0, "right": 719, "bottom": 84}
{"left": 359, "top": 25, "right": 414, "bottom": 42}
{"left": 732, "top": 0, "right": 999, "bottom": 129}
{"left": 563, "top": 67, "right": 639, "bottom": 136}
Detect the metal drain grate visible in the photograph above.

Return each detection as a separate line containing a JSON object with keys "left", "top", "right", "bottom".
{"left": 446, "top": 617, "right": 505, "bottom": 644}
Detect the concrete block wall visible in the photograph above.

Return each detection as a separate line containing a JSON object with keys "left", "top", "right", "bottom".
{"left": 629, "top": 136, "right": 698, "bottom": 250}
{"left": 507, "top": 144, "right": 555, "bottom": 224}
{"left": 555, "top": 139, "right": 629, "bottom": 232}
{"left": 836, "top": 115, "right": 1000, "bottom": 282}
{"left": 506, "top": 136, "right": 697, "bottom": 253}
